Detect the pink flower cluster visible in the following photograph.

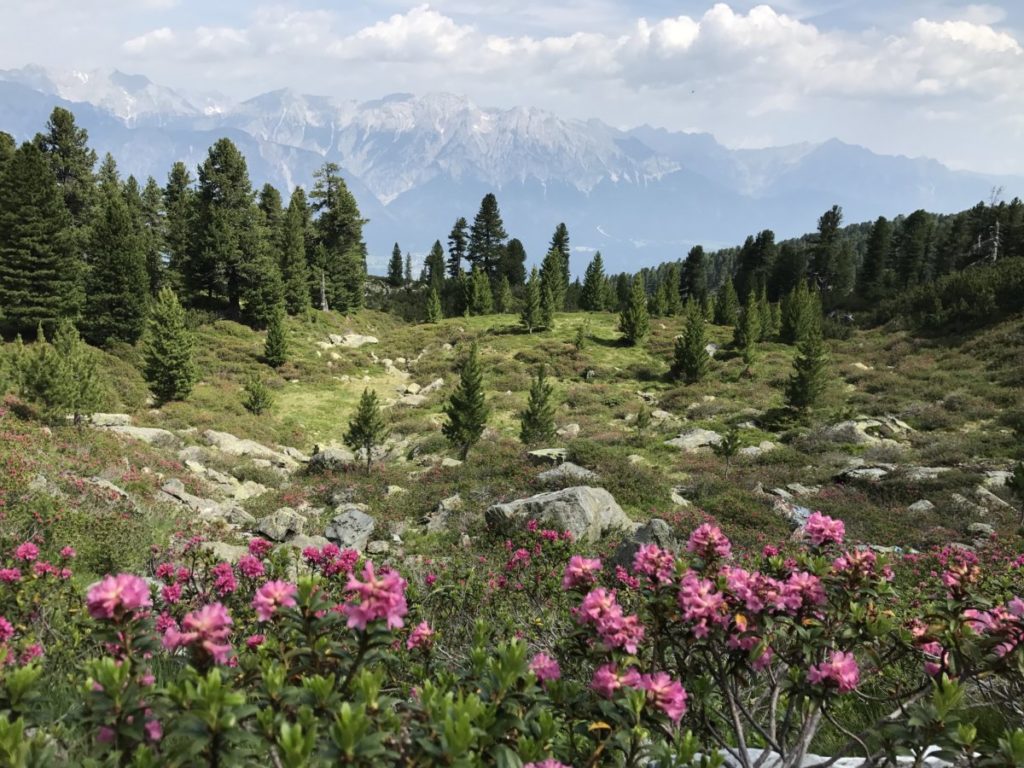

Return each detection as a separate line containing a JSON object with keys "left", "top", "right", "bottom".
{"left": 803, "top": 512, "right": 845, "bottom": 547}
{"left": 87, "top": 574, "right": 152, "bottom": 620}
{"left": 524, "top": 761, "right": 571, "bottom": 768}
{"left": 252, "top": 581, "right": 298, "bottom": 622}
{"left": 677, "top": 572, "right": 729, "bottom": 637}
{"left": 965, "top": 597, "right": 1024, "bottom": 658}
{"left": 163, "top": 603, "right": 233, "bottom": 664}
{"left": 590, "top": 664, "right": 687, "bottom": 722}
{"left": 529, "top": 653, "right": 561, "bottom": 683}
{"left": 575, "top": 588, "right": 645, "bottom": 653}
{"left": 633, "top": 544, "right": 676, "bottom": 585}
{"left": 302, "top": 544, "right": 360, "bottom": 577}
{"left": 341, "top": 562, "right": 408, "bottom": 631}
{"left": 686, "top": 524, "right": 732, "bottom": 561}
{"left": 406, "top": 621, "right": 434, "bottom": 651}
{"left": 562, "top": 556, "right": 602, "bottom": 590}
{"left": 807, "top": 650, "right": 860, "bottom": 692}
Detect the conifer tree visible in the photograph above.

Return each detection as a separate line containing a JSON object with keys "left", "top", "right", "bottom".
{"left": 681, "top": 245, "right": 708, "bottom": 303}
{"left": 387, "top": 243, "right": 404, "bottom": 287}
{"left": 495, "top": 275, "right": 514, "bottom": 313}
{"left": 447, "top": 217, "right": 468, "bottom": 278}
{"left": 580, "top": 251, "right": 608, "bottom": 311}
{"left": 144, "top": 288, "right": 198, "bottom": 403}
{"left": 21, "top": 319, "right": 103, "bottom": 426}
{"left": 540, "top": 279, "right": 556, "bottom": 331}
{"left": 858, "top": 215, "right": 893, "bottom": 299}
{"left": 0, "top": 131, "right": 14, "bottom": 172}
{"left": 768, "top": 302, "right": 782, "bottom": 339}
{"left": 501, "top": 238, "right": 528, "bottom": 286}
{"left": 468, "top": 193, "right": 507, "bottom": 276}
{"left": 549, "top": 223, "right": 571, "bottom": 301}
{"left": 258, "top": 184, "right": 283, "bottom": 230}
{"left": 345, "top": 388, "right": 390, "bottom": 474}
{"left": 336, "top": 249, "right": 365, "bottom": 314}
{"left": 713, "top": 279, "right": 740, "bottom": 326}
{"left": 521, "top": 267, "right": 542, "bottom": 333}
{"left": 163, "top": 162, "right": 194, "bottom": 289}
{"left": 425, "top": 240, "right": 446, "bottom": 293}
{"left": 672, "top": 301, "right": 710, "bottom": 384}
{"left": 665, "top": 264, "right": 684, "bottom": 316}
{"left": 649, "top": 280, "right": 669, "bottom": 317}
{"left": 280, "top": 188, "right": 311, "bottom": 315}
{"left": 780, "top": 281, "right": 812, "bottom": 344}
{"left": 264, "top": 307, "right": 288, "bottom": 368}
{"left": 0, "top": 142, "right": 82, "bottom": 338}
{"left": 540, "top": 248, "right": 567, "bottom": 311}
{"left": 310, "top": 162, "right": 367, "bottom": 309}
{"left": 84, "top": 168, "right": 149, "bottom": 346}
{"left": 138, "top": 177, "right": 166, "bottom": 295}
{"left": 520, "top": 365, "right": 556, "bottom": 445}
{"left": 33, "top": 107, "right": 97, "bottom": 230}
{"left": 785, "top": 311, "right": 829, "bottom": 413}
{"left": 425, "top": 286, "right": 442, "bottom": 323}
{"left": 240, "top": 223, "right": 285, "bottom": 329}
{"left": 734, "top": 291, "right": 761, "bottom": 369}
{"left": 442, "top": 343, "right": 488, "bottom": 460}
{"left": 470, "top": 267, "right": 493, "bottom": 315}
{"left": 242, "top": 374, "right": 274, "bottom": 416}
{"left": 619, "top": 275, "right": 650, "bottom": 346}
{"left": 756, "top": 286, "right": 773, "bottom": 341}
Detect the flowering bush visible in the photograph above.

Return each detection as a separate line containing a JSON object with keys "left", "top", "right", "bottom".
{"left": 0, "top": 516, "right": 1022, "bottom": 766}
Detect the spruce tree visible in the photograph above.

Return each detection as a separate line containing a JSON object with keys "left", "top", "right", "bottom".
{"left": 447, "top": 217, "right": 468, "bottom": 278}
{"left": 681, "top": 245, "right": 708, "bottom": 303}
{"left": 144, "top": 288, "right": 198, "bottom": 403}
{"left": 21, "top": 319, "right": 103, "bottom": 426}
{"left": 33, "top": 107, "right": 97, "bottom": 230}
{"left": 521, "top": 267, "right": 542, "bottom": 333}
{"left": 672, "top": 301, "right": 710, "bottom": 384}
{"left": 784, "top": 313, "right": 829, "bottom": 413}
{"left": 280, "top": 187, "right": 311, "bottom": 315}
{"left": 467, "top": 194, "right": 507, "bottom": 276}
{"left": 540, "top": 279, "right": 556, "bottom": 331}
{"left": 495, "top": 275, "right": 514, "bottom": 313}
{"left": 540, "top": 248, "right": 567, "bottom": 311}
{"left": 733, "top": 291, "right": 761, "bottom": 369}
{"left": 163, "top": 162, "right": 194, "bottom": 289}
{"left": 84, "top": 170, "right": 150, "bottom": 346}
{"left": 580, "top": 251, "right": 608, "bottom": 311}
{"left": 649, "top": 280, "right": 668, "bottom": 317}
{"left": 549, "top": 223, "right": 571, "bottom": 291}
{"left": 501, "top": 238, "right": 527, "bottom": 286}
{"left": 756, "top": 286, "right": 773, "bottom": 341}
{"left": 336, "top": 249, "right": 365, "bottom": 313}
{"left": 138, "top": 176, "right": 166, "bottom": 295}
{"left": 713, "top": 279, "right": 740, "bottom": 326}
{"left": 425, "top": 240, "right": 446, "bottom": 293}
{"left": 240, "top": 223, "right": 285, "bottom": 329}
{"left": 425, "top": 286, "right": 442, "bottom": 323}
{"left": 0, "top": 142, "right": 82, "bottom": 338}
{"left": 858, "top": 216, "right": 892, "bottom": 299}
{"left": 470, "top": 267, "right": 493, "bottom": 315}
{"left": 665, "top": 264, "right": 684, "bottom": 316}
{"left": 442, "top": 343, "right": 489, "bottom": 460}
{"left": 520, "top": 365, "right": 556, "bottom": 445}
{"left": 310, "top": 162, "right": 367, "bottom": 309}
{"left": 345, "top": 387, "right": 390, "bottom": 474}
{"left": 264, "top": 307, "right": 288, "bottom": 368}
{"left": 242, "top": 374, "right": 274, "bottom": 416}
{"left": 387, "top": 243, "right": 404, "bottom": 287}
{"left": 780, "top": 281, "right": 812, "bottom": 344}
{"left": 619, "top": 275, "right": 650, "bottom": 346}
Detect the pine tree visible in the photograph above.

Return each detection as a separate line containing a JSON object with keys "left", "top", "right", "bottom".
{"left": 540, "top": 248, "right": 567, "bottom": 311}
{"left": 649, "top": 280, "right": 669, "bottom": 317}
{"left": 549, "top": 223, "right": 571, "bottom": 302}
{"left": 681, "top": 245, "right": 708, "bottom": 303}
{"left": 467, "top": 193, "right": 507, "bottom": 276}
{"left": 310, "top": 162, "right": 368, "bottom": 309}
{"left": 713, "top": 279, "right": 740, "bottom": 326}
{"left": 580, "top": 251, "right": 608, "bottom": 311}
{"left": 425, "top": 286, "right": 442, "bottom": 323}
{"left": 335, "top": 249, "right": 365, "bottom": 314}
{"left": 447, "top": 217, "right": 468, "bottom": 278}
{"left": 785, "top": 311, "right": 829, "bottom": 413}
{"left": 495, "top": 275, "right": 514, "bottom": 313}
{"left": 756, "top": 286, "right": 773, "bottom": 341}
{"left": 733, "top": 291, "right": 761, "bottom": 369}
{"left": 144, "top": 288, "right": 198, "bottom": 403}
{"left": 768, "top": 302, "right": 782, "bottom": 338}
{"left": 280, "top": 187, "right": 311, "bottom": 315}
{"left": 672, "top": 301, "right": 710, "bottom": 384}
{"left": 520, "top": 365, "right": 556, "bottom": 445}
{"left": 264, "top": 307, "right": 288, "bottom": 367}
{"left": 425, "top": 240, "right": 446, "bottom": 293}
{"left": 240, "top": 219, "right": 285, "bottom": 329}
{"left": 344, "top": 388, "right": 390, "bottom": 474}
{"left": 442, "top": 343, "right": 489, "bottom": 460}
{"left": 242, "top": 374, "right": 274, "bottom": 416}
{"left": 540, "top": 279, "right": 556, "bottom": 331}
{"left": 619, "top": 275, "right": 650, "bottom": 345}
{"left": 665, "top": 264, "right": 683, "bottom": 316}
{"left": 258, "top": 184, "right": 283, "bottom": 230}
{"left": 0, "top": 131, "right": 14, "bottom": 172}
{"left": 780, "top": 281, "right": 812, "bottom": 344}
{"left": 0, "top": 141, "right": 82, "bottom": 338}
{"left": 387, "top": 243, "right": 404, "bottom": 287}
{"left": 470, "top": 267, "right": 493, "bottom": 315}
{"left": 84, "top": 169, "right": 150, "bottom": 346}
{"left": 138, "top": 177, "right": 166, "bottom": 295}
{"left": 521, "top": 267, "right": 542, "bottom": 333}
{"left": 21, "top": 319, "right": 103, "bottom": 426}
{"left": 163, "top": 162, "right": 194, "bottom": 289}
{"left": 33, "top": 107, "right": 97, "bottom": 230}
{"left": 635, "top": 403, "right": 651, "bottom": 434}
{"left": 858, "top": 216, "right": 892, "bottom": 299}
{"left": 502, "top": 238, "right": 528, "bottom": 286}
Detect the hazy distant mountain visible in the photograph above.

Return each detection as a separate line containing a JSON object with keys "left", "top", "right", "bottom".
{"left": 1, "top": 65, "right": 1019, "bottom": 273}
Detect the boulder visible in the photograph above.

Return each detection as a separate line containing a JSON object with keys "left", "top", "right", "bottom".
{"left": 199, "top": 504, "right": 256, "bottom": 527}
{"left": 398, "top": 394, "right": 428, "bottom": 407}
{"left": 786, "top": 483, "right": 820, "bottom": 496}
{"left": 974, "top": 485, "right": 1013, "bottom": 510}
{"left": 366, "top": 540, "right": 390, "bottom": 556}
{"left": 670, "top": 487, "right": 692, "bottom": 507}
{"left": 333, "top": 333, "right": 378, "bottom": 348}
{"left": 277, "top": 534, "right": 330, "bottom": 553}
{"left": 665, "top": 428, "right": 722, "bottom": 452}
{"left": 325, "top": 506, "right": 376, "bottom": 550}
{"left": 908, "top": 499, "right": 936, "bottom": 514}
{"left": 704, "top": 342, "right": 719, "bottom": 358}
{"left": 982, "top": 470, "right": 1013, "bottom": 488}
{"left": 157, "top": 478, "right": 219, "bottom": 513}
{"left": 556, "top": 423, "right": 581, "bottom": 438}
{"left": 527, "top": 448, "right": 567, "bottom": 465}
{"left": 104, "top": 425, "right": 182, "bottom": 448}
{"left": 308, "top": 447, "right": 356, "bottom": 473}
{"left": 486, "top": 487, "right": 634, "bottom": 543}
{"left": 441, "top": 457, "right": 463, "bottom": 468}
{"left": 967, "top": 522, "right": 995, "bottom": 541}
{"left": 538, "top": 462, "right": 599, "bottom": 484}
{"left": 201, "top": 541, "right": 249, "bottom": 563}
{"left": 405, "top": 383, "right": 422, "bottom": 395}
{"left": 85, "top": 477, "right": 132, "bottom": 502}
{"left": 771, "top": 498, "right": 813, "bottom": 529}
{"left": 89, "top": 413, "right": 133, "bottom": 427}
{"left": 738, "top": 440, "right": 779, "bottom": 457}
{"left": 420, "top": 378, "right": 445, "bottom": 394}
{"left": 823, "top": 416, "right": 913, "bottom": 446}
{"left": 950, "top": 493, "right": 988, "bottom": 518}
{"left": 257, "top": 508, "right": 306, "bottom": 541}
{"left": 203, "top": 430, "right": 298, "bottom": 471}
{"left": 611, "top": 518, "right": 678, "bottom": 569}
{"left": 651, "top": 409, "right": 674, "bottom": 422}
{"left": 425, "top": 494, "right": 463, "bottom": 533}
{"left": 904, "top": 466, "right": 950, "bottom": 482}
{"left": 386, "top": 485, "right": 407, "bottom": 497}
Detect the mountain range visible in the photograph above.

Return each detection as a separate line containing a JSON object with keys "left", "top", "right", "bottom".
{"left": 1, "top": 64, "right": 1019, "bottom": 274}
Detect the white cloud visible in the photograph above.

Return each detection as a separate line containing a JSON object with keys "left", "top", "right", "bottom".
{"left": 122, "top": 27, "right": 174, "bottom": 54}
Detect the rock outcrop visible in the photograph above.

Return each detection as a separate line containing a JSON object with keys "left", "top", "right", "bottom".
{"left": 486, "top": 487, "right": 634, "bottom": 543}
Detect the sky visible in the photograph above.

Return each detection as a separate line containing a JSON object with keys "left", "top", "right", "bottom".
{"left": 1, "top": 1, "right": 1022, "bottom": 174}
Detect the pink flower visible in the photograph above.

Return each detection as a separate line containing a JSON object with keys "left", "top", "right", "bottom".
{"left": 575, "top": 588, "right": 644, "bottom": 653}
{"left": 524, "top": 761, "right": 571, "bottom": 768}
{"left": 562, "top": 556, "right": 602, "bottom": 590}
{"left": 163, "top": 603, "right": 233, "bottom": 665}
{"left": 248, "top": 538, "right": 273, "bottom": 558}
{"left": 19, "top": 644, "right": 43, "bottom": 664}
{"left": 591, "top": 663, "right": 642, "bottom": 698}
{"left": 633, "top": 544, "right": 676, "bottom": 585}
{"left": 529, "top": 653, "right": 561, "bottom": 683}
{"left": 678, "top": 571, "right": 729, "bottom": 636}
{"left": 640, "top": 672, "right": 688, "bottom": 722}
{"left": 60, "top": 546, "right": 76, "bottom": 559}
{"left": 807, "top": 651, "right": 860, "bottom": 693}
{"left": 97, "top": 726, "right": 115, "bottom": 744}
{"left": 86, "top": 574, "right": 152, "bottom": 620}
{"left": 252, "top": 581, "right": 298, "bottom": 622}
{"left": 342, "top": 562, "right": 408, "bottom": 631}
{"left": 0, "top": 617, "right": 13, "bottom": 643}
{"left": 144, "top": 719, "right": 162, "bottom": 742}
{"left": 0, "top": 568, "right": 21, "bottom": 583}
{"left": 246, "top": 634, "right": 266, "bottom": 648}
{"left": 238, "top": 555, "right": 265, "bottom": 579}
{"left": 425, "top": 572, "right": 437, "bottom": 587}
{"left": 407, "top": 621, "right": 435, "bottom": 651}
{"left": 686, "top": 524, "right": 732, "bottom": 561}
{"left": 803, "top": 512, "right": 844, "bottom": 547}
{"left": 212, "top": 562, "right": 237, "bottom": 596}
{"left": 13, "top": 542, "right": 38, "bottom": 562}
{"left": 161, "top": 583, "right": 182, "bottom": 605}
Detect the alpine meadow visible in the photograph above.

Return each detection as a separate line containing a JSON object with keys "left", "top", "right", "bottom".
{"left": 2, "top": 3, "right": 1024, "bottom": 766}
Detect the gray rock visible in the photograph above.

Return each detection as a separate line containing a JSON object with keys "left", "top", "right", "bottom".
{"left": 974, "top": 485, "right": 1012, "bottom": 510}
{"left": 704, "top": 342, "right": 719, "bottom": 358}
{"left": 199, "top": 503, "right": 256, "bottom": 527}
{"left": 908, "top": 499, "right": 936, "bottom": 514}
{"left": 89, "top": 413, "right": 133, "bottom": 427}
{"left": 329, "top": 487, "right": 358, "bottom": 506}
{"left": 258, "top": 508, "right": 307, "bottom": 541}
{"left": 420, "top": 378, "right": 445, "bottom": 394}
{"left": 425, "top": 494, "right": 463, "bottom": 533}
{"left": 85, "top": 477, "right": 132, "bottom": 502}
{"left": 738, "top": 440, "right": 779, "bottom": 457}
{"left": 386, "top": 485, "right": 407, "bottom": 497}
{"left": 278, "top": 534, "right": 330, "bottom": 552}
{"left": 771, "top": 499, "right": 813, "bottom": 529}
{"left": 527, "top": 448, "right": 567, "bottom": 465}
{"left": 664, "top": 428, "right": 722, "bottom": 452}
{"left": 626, "top": 454, "right": 646, "bottom": 465}
{"left": 325, "top": 507, "right": 376, "bottom": 550}
{"left": 157, "top": 478, "right": 220, "bottom": 513}
{"left": 28, "top": 474, "right": 64, "bottom": 498}
{"left": 203, "top": 430, "right": 298, "bottom": 471}
{"left": 670, "top": 487, "right": 692, "bottom": 507}
{"left": 823, "top": 416, "right": 913, "bottom": 447}
{"left": 405, "top": 383, "right": 421, "bottom": 395}
{"left": 904, "top": 466, "right": 950, "bottom": 482}
{"left": 441, "top": 457, "right": 463, "bottom": 468}
{"left": 837, "top": 464, "right": 892, "bottom": 482}
{"left": 486, "top": 486, "right": 634, "bottom": 543}
{"left": 398, "top": 394, "right": 427, "bottom": 407}
{"left": 280, "top": 446, "right": 311, "bottom": 463}
{"left": 651, "top": 409, "right": 674, "bottom": 422}
{"left": 768, "top": 487, "right": 795, "bottom": 501}
{"left": 967, "top": 522, "right": 995, "bottom": 539}
{"left": 201, "top": 541, "right": 249, "bottom": 563}
{"left": 982, "top": 470, "right": 1013, "bottom": 488}
{"left": 104, "top": 425, "right": 182, "bottom": 448}
{"left": 538, "top": 462, "right": 599, "bottom": 484}
{"left": 336, "top": 333, "right": 379, "bottom": 348}
{"left": 950, "top": 493, "right": 988, "bottom": 518}
{"left": 786, "top": 483, "right": 820, "bottom": 496}
{"left": 366, "top": 540, "right": 391, "bottom": 555}
{"left": 308, "top": 447, "right": 356, "bottom": 473}
{"left": 556, "top": 423, "right": 581, "bottom": 438}
{"left": 611, "top": 518, "right": 678, "bottom": 569}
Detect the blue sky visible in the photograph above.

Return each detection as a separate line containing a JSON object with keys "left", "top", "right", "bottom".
{"left": 2, "top": 1, "right": 1022, "bottom": 174}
